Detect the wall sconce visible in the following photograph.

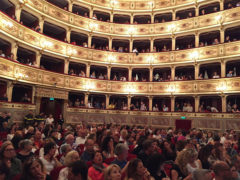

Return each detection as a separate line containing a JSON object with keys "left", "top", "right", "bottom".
{"left": 89, "top": 22, "right": 98, "bottom": 31}
{"left": 127, "top": 26, "right": 136, "bottom": 36}
{"left": 190, "top": 51, "right": 199, "bottom": 60}
{"left": 110, "top": 0, "right": 118, "bottom": 8}
{"left": 1, "top": 19, "right": 13, "bottom": 28}
{"left": 167, "top": 85, "right": 176, "bottom": 93}
{"left": 216, "top": 82, "right": 227, "bottom": 92}
{"left": 147, "top": 56, "right": 155, "bottom": 64}
{"left": 108, "top": 54, "right": 116, "bottom": 63}
{"left": 148, "top": 1, "right": 155, "bottom": 9}
{"left": 67, "top": 47, "right": 77, "bottom": 57}
{"left": 215, "top": 14, "right": 224, "bottom": 25}
{"left": 167, "top": 24, "right": 177, "bottom": 34}
{"left": 84, "top": 81, "right": 95, "bottom": 91}
{"left": 125, "top": 84, "right": 136, "bottom": 93}
{"left": 15, "top": 71, "right": 28, "bottom": 80}
{"left": 40, "top": 39, "right": 53, "bottom": 49}
{"left": 19, "top": 0, "right": 28, "bottom": 4}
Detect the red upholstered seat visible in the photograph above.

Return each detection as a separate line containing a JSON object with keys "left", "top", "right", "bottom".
{"left": 127, "top": 153, "right": 137, "bottom": 161}
{"left": 104, "top": 157, "right": 115, "bottom": 164}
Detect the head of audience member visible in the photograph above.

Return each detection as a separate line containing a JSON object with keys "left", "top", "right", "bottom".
{"left": 104, "top": 164, "right": 121, "bottom": 180}
{"left": 127, "top": 158, "right": 151, "bottom": 180}
{"left": 43, "top": 141, "right": 56, "bottom": 158}
{"left": 85, "top": 138, "right": 94, "bottom": 153}
{"left": 146, "top": 153, "right": 166, "bottom": 179}
{"left": 193, "top": 169, "right": 212, "bottom": 180}
{"left": 21, "top": 158, "right": 47, "bottom": 180}
{"left": 213, "top": 161, "right": 232, "bottom": 180}
{"left": 19, "top": 139, "right": 33, "bottom": 153}
{"left": 68, "top": 160, "right": 88, "bottom": 180}
{"left": 114, "top": 143, "right": 128, "bottom": 161}
{"left": 92, "top": 151, "right": 103, "bottom": 165}
{"left": 64, "top": 150, "right": 80, "bottom": 166}
{"left": 142, "top": 139, "right": 154, "bottom": 155}
{"left": 0, "top": 141, "right": 16, "bottom": 160}
{"left": 101, "top": 136, "right": 114, "bottom": 153}
{"left": 65, "top": 134, "right": 75, "bottom": 146}
{"left": 60, "top": 144, "right": 72, "bottom": 157}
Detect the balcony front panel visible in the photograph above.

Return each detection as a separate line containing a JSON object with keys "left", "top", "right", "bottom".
{"left": 22, "top": 0, "right": 240, "bottom": 37}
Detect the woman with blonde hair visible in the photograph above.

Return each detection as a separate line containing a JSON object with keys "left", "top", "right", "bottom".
{"left": 171, "top": 148, "right": 201, "bottom": 180}
{"left": 58, "top": 150, "right": 80, "bottom": 180}
{"left": 104, "top": 164, "right": 121, "bottom": 180}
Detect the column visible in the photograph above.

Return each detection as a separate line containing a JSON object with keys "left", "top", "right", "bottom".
{"left": 220, "top": 0, "right": 224, "bottom": 11}
{"left": 32, "top": 86, "right": 36, "bottom": 104}
{"left": 171, "top": 66, "right": 175, "bottom": 80}
{"left": 195, "top": 32, "right": 199, "bottom": 48}
{"left": 171, "top": 35, "right": 176, "bottom": 50}
{"left": 7, "top": 81, "right": 13, "bottom": 102}
{"left": 89, "top": 7, "right": 93, "bottom": 18}
{"left": 129, "top": 67, "right": 132, "bottom": 81}
{"left": 110, "top": 12, "right": 114, "bottom": 23}
{"left": 172, "top": 9, "right": 176, "bottom": 21}
{"left": 106, "top": 95, "right": 110, "bottom": 109}
{"left": 39, "top": 17, "right": 44, "bottom": 33}
{"left": 86, "top": 63, "right": 91, "bottom": 77}
{"left": 195, "top": 6, "right": 199, "bottom": 17}
{"left": 130, "top": 39, "right": 133, "bottom": 52}
{"left": 221, "top": 95, "right": 226, "bottom": 112}
{"left": 109, "top": 37, "right": 112, "bottom": 51}
{"left": 194, "top": 95, "right": 200, "bottom": 112}
{"left": 35, "top": 51, "right": 41, "bottom": 68}
{"left": 11, "top": 42, "right": 18, "bottom": 60}
{"left": 35, "top": 97, "right": 42, "bottom": 114}
{"left": 151, "top": 13, "right": 154, "bottom": 24}
{"left": 84, "top": 93, "right": 89, "bottom": 106}
{"left": 68, "top": 0, "right": 73, "bottom": 12}
{"left": 127, "top": 95, "right": 131, "bottom": 110}
{"left": 64, "top": 59, "right": 69, "bottom": 74}
{"left": 150, "top": 38, "right": 154, "bottom": 52}
{"left": 66, "top": 28, "right": 71, "bottom": 43}
{"left": 107, "top": 66, "right": 111, "bottom": 80}
{"left": 195, "top": 63, "right": 199, "bottom": 80}
{"left": 171, "top": 96, "right": 175, "bottom": 112}
{"left": 221, "top": 60, "right": 226, "bottom": 78}
{"left": 130, "top": 13, "right": 134, "bottom": 24}
{"left": 88, "top": 34, "right": 92, "bottom": 48}
{"left": 150, "top": 67, "right": 153, "bottom": 82}
{"left": 220, "top": 28, "right": 225, "bottom": 44}
{"left": 15, "top": 4, "right": 22, "bottom": 22}
{"left": 149, "top": 96, "right": 153, "bottom": 111}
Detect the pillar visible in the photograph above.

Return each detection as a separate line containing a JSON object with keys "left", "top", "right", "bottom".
{"left": 68, "top": 0, "right": 73, "bottom": 12}
{"left": 89, "top": 7, "right": 93, "bottom": 18}
{"left": 150, "top": 67, "right": 153, "bottom": 82}
{"left": 171, "top": 66, "right": 175, "bottom": 80}
{"left": 171, "top": 96, "right": 175, "bottom": 112}
{"left": 221, "top": 95, "right": 226, "bottom": 112}
{"left": 15, "top": 4, "right": 22, "bottom": 22}
{"left": 106, "top": 95, "right": 110, "bottom": 109}
{"left": 150, "top": 38, "right": 154, "bottom": 52}
{"left": 88, "top": 34, "right": 92, "bottom": 48}
{"left": 35, "top": 97, "right": 42, "bottom": 114}
{"left": 220, "top": 28, "right": 225, "bottom": 44}
{"left": 110, "top": 12, "right": 114, "bottom": 23}
{"left": 35, "top": 51, "right": 41, "bottom": 68}
{"left": 127, "top": 95, "right": 131, "bottom": 110}
{"left": 84, "top": 93, "right": 89, "bottom": 106}
{"left": 130, "top": 13, "right": 134, "bottom": 24}
{"left": 195, "top": 63, "right": 199, "bottom": 79}
{"left": 151, "top": 13, "right": 154, "bottom": 23}
{"left": 195, "top": 6, "right": 199, "bottom": 17}
{"left": 172, "top": 35, "right": 176, "bottom": 50}
{"left": 149, "top": 96, "right": 153, "bottom": 111}
{"left": 32, "top": 86, "right": 36, "bottom": 104}
{"left": 64, "top": 59, "right": 69, "bottom": 74}
{"left": 129, "top": 67, "right": 132, "bottom": 81}
{"left": 11, "top": 42, "right": 18, "bottom": 60}
{"left": 221, "top": 60, "right": 226, "bottom": 78}
{"left": 130, "top": 39, "right": 133, "bottom": 52}
{"left": 39, "top": 17, "right": 44, "bottom": 33}
{"left": 66, "top": 28, "right": 71, "bottom": 43}
{"left": 172, "top": 9, "right": 176, "bottom": 21}
{"left": 195, "top": 32, "right": 199, "bottom": 48}
{"left": 220, "top": 0, "right": 224, "bottom": 11}
{"left": 109, "top": 37, "right": 112, "bottom": 51}
{"left": 195, "top": 95, "right": 200, "bottom": 112}
{"left": 86, "top": 63, "right": 91, "bottom": 77}
{"left": 107, "top": 66, "right": 111, "bottom": 80}
{"left": 7, "top": 81, "right": 13, "bottom": 102}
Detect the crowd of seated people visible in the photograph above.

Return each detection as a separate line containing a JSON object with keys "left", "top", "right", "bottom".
{"left": 227, "top": 68, "right": 237, "bottom": 77}
{"left": 108, "top": 101, "right": 128, "bottom": 110}
{"left": 175, "top": 102, "right": 194, "bottom": 112}
{"left": 199, "top": 102, "right": 219, "bottom": 113}
{"left": 200, "top": 6, "right": 219, "bottom": 15}
{"left": 68, "top": 69, "right": 86, "bottom": 77}
{"left": 227, "top": 102, "right": 240, "bottom": 113}
{"left": 112, "top": 74, "right": 127, "bottom": 81}
{"left": 174, "top": 75, "right": 193, "bottom": 81}
{"left": 152, "top": 104, "right": 169, "bottom": 112}
{"left": 130, "top": 101, "right": 148, "bottom": 111}
{"left": 154, "top": 73, "right": 171, "bottom": 82}
{"left": 199, "top": 71, "right": 220, "bottom": 79}
{"left": 90, "top": 71, "right": 107, "bottom": 80}
{"left": 111, "top": 47, "right": 129, "bottom": 53}
{"left": 133, "top": 74, "right": 148, "bottom": 82}
{"left": 1, "top": 111, "right": 240, "bottom": 180}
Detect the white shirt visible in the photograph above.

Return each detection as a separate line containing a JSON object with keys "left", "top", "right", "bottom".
{"left": 58, "top": 167, "right": 69, "bottom": 180}
{"left": 75, "top": 136, "right": 86, "bottom": 145}
{"left": 40, "top": 157, "right": 56, "bottom": 174}
{"left": 46, "top": 117, "right": 54, "bottom": 125}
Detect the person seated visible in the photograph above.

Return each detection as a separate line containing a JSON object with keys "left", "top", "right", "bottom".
{"left": 69, "top": 69, "right": 75, "bottom": 75}
{"left": 212, "top": 38, "right": 219, "bottom": 45}
{"left": 199, "top": 42, "right": 204, "bottom": 47}
{"left": 79, "top": 100, "right": 85, "bottom": 107}
{"left": 198, "top": 73, "right": 203, "bottom": 79}
{"left": 21, "top": 93, "right": 31, "bottom": 103}
{"left": 134, "top": 74, "right": 139, "bottom": 81}
{"left": 0, "top": 50, "right": 5, "bottom": 57}
{"left": 83, "top": 42, "right": 88, "bottom": 48}
{"left": 67, "top": 160, "right": 88, "bottom": 180}
{"left": 118, "top": 47, "right": 124, "bottom": 53}
{"left": 153, "top": 104, "right": 159, "bottom": 112}
{"left": 108, "top": 102, "right": 116, "bottom": 110}
{"left": 175, "top": 103, "right": 181, "bottom": 112}
{"left": 228, "top": 3, "right": 233, "bottom": 9}
{"left": 74, "top": 98, "right": 80, "bottom": 107}
{"left": 90, "top": 71, "right": 96, "bottom": 78}
{"left": 112, "top": 143, "right": 128, "bottom": 172}
{"left": 152, "top": 46, "right": 157, "bottom": 52}
{"left": 226, "top": 70, "right": 233, "bottom": 77}
{"left": 212, "top": 72, "right": 220, "bottom": 79}
{"left": 186, "top": 103, "right": 193, "bottom": 112}
{"left": 140, "top": 101, "right": 147, "bottom": 111}
{"left": 98, "top": 73, "right": 104, "bottom": 80}
{"left": 142, "top": 77, "right": 147, "bottom": 82}
{"left": 225, "top": 36, "right": 231, "bottom": 43}
{"left": 122, "top": 102, "right": 128, "bottom": 110}
{"left": 87, "top": 101, "right": 93, "bottom": 108}
{"left": 79, "top": 70, "right": 86, "bottom": 77}
{"left": 213, "top": 7, "right": 218, "bottom": 12}
{"left": 154, "top": 73, "right": 160, "bottom": 81}
{"left": 201, "top": 9, "right": 205, "bottom": 15}
{"left": 35, "top": 25, "right": 41, "bottom": 32}
{"left": 84, "top": 12, "right": 88, "bottom": 17}
{"left": 133, "top": 48, "right": 139, "bottom": 55}
{"left": 162, "top": 104, "right": 169, "bottom": 112}
{"left": 104, "top": 164, "right": 122, "bottom": 180}
{"left": 237, "top": 2, "right": 240, "bottom": 7}
{"left": 188, "top": 12, "right": 193, "bottom": 18}
{"left": 112, "top": 74, "right": 118, "bottom": 81}
{"left": 232, "top": 104, "right": 240, "bottom": 113}
{"left": 81, "top": 138, "right": 95, "bottom": 162}
{"left": 207, "top": 106, "right": 218, "bottom": 112}
{"left": 182, "top": 103, "right": 188, "bottom": 112}
{"left": 130, "top": 103, "right": 135, "bottom": 110}
{"left": 92, "top": 14, "right": 97, "bottom": 20}
{"left": 46, "top": 114, "right": 54, "bottom": 125}
{"left": 120, "top": 76, "right": 126, "bottom": 81}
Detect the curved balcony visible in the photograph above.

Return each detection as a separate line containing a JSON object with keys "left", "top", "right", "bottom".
{"left": 1, "top": 12, "right": 240, "bottom": 66}
{"left": 0, "top": 57, "right": 238, "bottom": 95}
{"left": 16, "top": 0, "right": 240, "bottom": 37}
